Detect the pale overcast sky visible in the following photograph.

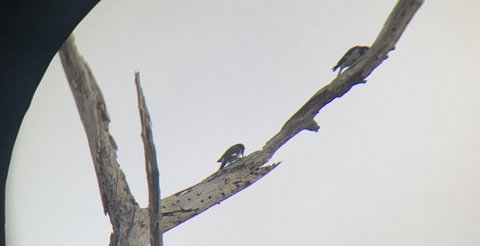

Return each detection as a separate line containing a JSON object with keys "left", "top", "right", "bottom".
{"left": 6, "top": 0, "right": 480, "bottom": 245}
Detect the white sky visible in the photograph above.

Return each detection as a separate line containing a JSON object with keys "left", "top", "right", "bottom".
{"left": 6, "top": 0, "right": 480, "bottom": 245}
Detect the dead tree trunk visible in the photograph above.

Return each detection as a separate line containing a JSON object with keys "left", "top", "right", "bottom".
{"left": 59, "top": 0, "right": 423, "bottom": 244}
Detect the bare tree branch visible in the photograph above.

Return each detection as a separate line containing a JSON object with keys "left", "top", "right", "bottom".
{"left": 135, "top": 72, "right": 163, "bottom": 246}
{"left": 58, "top": 0, "right": 423, "bottom": 243}
{"left": 161, "top": 159, "right": 280, "bottom": 232}
{"left": 161, "top": 0, "right": 424, "bottom": 232}
{"left": 59, "top": 36, "right": 149, "bottom": 246}
{"left": 264, "top": 0, "right": 424, "bottom": 158}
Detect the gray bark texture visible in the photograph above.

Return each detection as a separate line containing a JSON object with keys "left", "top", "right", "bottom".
{"left": 135, "top": 73, "right": 163, "bottom": 246}
{"left": 59, "top": 38, "right": 149, "bottom": 246}
{"left": 58, "top": 0, "right": 423, "bottom": 244}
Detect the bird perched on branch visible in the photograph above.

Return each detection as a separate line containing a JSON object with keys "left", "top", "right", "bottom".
{"left": 217, "top": 143, "right": 245, "bottom": 170}
{"left": 332, "top": 46, "right": 370, "bottom": 77}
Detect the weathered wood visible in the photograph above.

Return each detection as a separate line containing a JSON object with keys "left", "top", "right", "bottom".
{"left": 161, "top": 0, "right": 424, "bottom": 232}
{"left": 161, "top": 158, "right": 280, "bottom": 232}
{"left": 135, "top": 72, "right": 163, "bottom": 246}
{"left": 59, "top": 0, "right": 423, "bottom": 242}
{"left": 264, "top": 0, "right": 424, "bottom": 159}
{"left": 59, "top": 37, "right": 148, "bottom": 246}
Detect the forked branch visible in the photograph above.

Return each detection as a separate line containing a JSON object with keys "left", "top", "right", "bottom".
{"left": 59, "top": 0, "right": 423, "bottom": 244}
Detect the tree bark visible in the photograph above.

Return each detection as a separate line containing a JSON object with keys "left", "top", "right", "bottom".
{"left": 135, "top": 73, "right": 163, "bottom": 246}
{"left": 0, "top": 1, "right": 99, "bottom": 243}
{"left": 59, "top": 0, "right": 423, "bottom": 243}
{"left": 59, "top": 37, "right": 148, "bottom": 246}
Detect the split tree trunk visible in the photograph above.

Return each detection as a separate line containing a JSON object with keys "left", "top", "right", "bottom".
{"left": 58, "top": 0, "right": 423, "bottom": 244}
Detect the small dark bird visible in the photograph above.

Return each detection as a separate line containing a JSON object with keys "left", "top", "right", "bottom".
{"left": 332, "top": 46, "right": 370, "bottom": 77}
{"left": 217, "top": 143, "right": 245, "bottom": 170}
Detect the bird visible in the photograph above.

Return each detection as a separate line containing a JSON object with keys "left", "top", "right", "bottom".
{"left": 217, "top": 143, "right": 245, "bottom": 170}
{"left": 332, "top": 46, "right": 370, "bottom": 77}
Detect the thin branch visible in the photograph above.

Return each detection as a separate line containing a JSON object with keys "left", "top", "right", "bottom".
{"left": 264, "top": 0, "right": 424, "bottom": 158}
{"left": 135, "top": 72, "right": 163, "bottom": 246}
